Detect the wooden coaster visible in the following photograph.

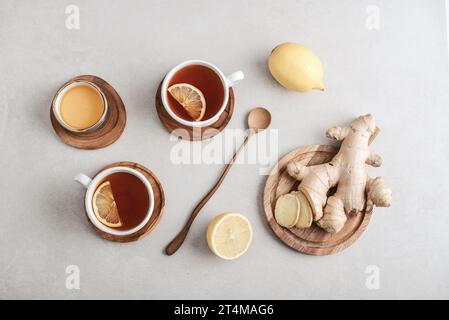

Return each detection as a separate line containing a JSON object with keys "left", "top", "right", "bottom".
{"left": 155, "top": 82, "right": 234, "bottom": 141}
{"left": 263, "top": 145, "right": 372, "bottom": 256}
{"left": 84, "top": 162, "right": 165, "bottom": 242}
{"left": 50, "top": 75, "right": 127, "bottom": 149}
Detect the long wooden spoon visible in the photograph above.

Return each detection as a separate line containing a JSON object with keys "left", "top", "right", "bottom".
{"left": 165, "top": 107, "right": 272, "bottom": 255}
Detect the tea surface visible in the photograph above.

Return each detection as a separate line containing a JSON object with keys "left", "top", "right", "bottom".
{"left": 94, "top": 172, "right": 149, "bottom": 230}
{"left": 167, "top": 65, "right": 224, "bottom": 121}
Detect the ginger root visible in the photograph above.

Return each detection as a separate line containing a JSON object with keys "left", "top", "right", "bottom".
{"left": 287, "top": 114, "right": 392, "bottom": 233}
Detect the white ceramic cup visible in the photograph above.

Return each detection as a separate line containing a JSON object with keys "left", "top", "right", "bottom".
{"left": 161, "top": 60, "right": 244, "bottom": 127}
{"left": 52, "top": 80, "right": 108, "bottom": 133}
{"left": 74, "top": 166, "right": 154, "bottom": 236}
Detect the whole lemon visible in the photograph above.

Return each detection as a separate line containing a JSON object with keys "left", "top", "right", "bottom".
{"left": 268, "top": 42, "right": 324, "bottom": 92}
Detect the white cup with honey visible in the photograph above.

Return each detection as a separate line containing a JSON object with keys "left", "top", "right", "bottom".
{"left": 52, "top": 80, "right": 108, "bottom": 133}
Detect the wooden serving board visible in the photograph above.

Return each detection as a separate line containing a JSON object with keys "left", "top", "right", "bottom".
{"left": 84, "top": 162, "right": 165, "bottom": 242}
{"left": 155, "top": 82, "right": 234, "bottom": 141}
{"left": 263, "top": 145, "right": 372, "bottom": 255}
{"left": 50, "top": 75, "right": 127, "bottom": 149}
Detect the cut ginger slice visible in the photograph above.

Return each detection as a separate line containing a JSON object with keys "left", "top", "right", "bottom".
{"left": 92, "top": 181, "right": 122, "bottom": 228}
{"left": 274, "top": 193, "right": 300, "bottom": 228}
{"left": 168, "top": 83, "right": 206, "bottom": 121}
{"left": 294, "top": 191, "right": 313, "bottom": 229}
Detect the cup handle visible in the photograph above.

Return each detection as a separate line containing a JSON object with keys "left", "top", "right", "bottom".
{"left": 226, "top": 70, "right": 245, "bottom": 87}
{"left": 74, "top": 173, "right": 92, "bottom": 189}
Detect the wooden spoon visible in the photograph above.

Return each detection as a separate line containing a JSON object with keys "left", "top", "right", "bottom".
{"left": 165, "top": 107, "right": 272, "bottom": 255}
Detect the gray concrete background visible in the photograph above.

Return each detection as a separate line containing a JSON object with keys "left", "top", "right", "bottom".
{"left": 1, "top": 0, "right": 448, "bottom": 299}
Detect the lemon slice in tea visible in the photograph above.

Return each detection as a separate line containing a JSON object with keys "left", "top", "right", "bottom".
{"left": 207, "top": 213, "right": 252, "bottom": 260}
{"left": 92, "top": 181, "right": 122, "bottom": 228}
{"left": 167, "top": 83, "right": 206, "bottom": 121}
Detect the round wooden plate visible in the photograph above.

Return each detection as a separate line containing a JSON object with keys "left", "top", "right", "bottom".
{"left": 84, "top": 162, "right": 165, "bottom": 242}
{"left": 263, "top": 145, "right": 373, "bottom": 255}
{"left": 50, "top": 75, "right": 127, "bottom": 149}
{"left": 155, "top": 82, "right": 234, "bottom": 141}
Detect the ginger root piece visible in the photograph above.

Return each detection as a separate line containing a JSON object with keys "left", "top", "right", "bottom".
{"left": 274, "top": 193, "right": 300, "bottom": 228}
{"left": 297, "top": 186, "right": 328, "bottom": 221}
{"left": 366, "top": 177, "right": 392, "bottom": 211}
{"left": 287, "top": 163, "right": 334, "bottom": 221}
{"left": 287, "top": 114, "right": 392, "bottom": 233}
{"left": 316, "top": 195, "right": 347, "bottom": 233}
{"left": 294, "top": 191, "right": 313, "bottom": 229}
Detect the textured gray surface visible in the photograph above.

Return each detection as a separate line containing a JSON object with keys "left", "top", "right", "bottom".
{"left": 1, "top": 0, "right": 448, "bottom": 299}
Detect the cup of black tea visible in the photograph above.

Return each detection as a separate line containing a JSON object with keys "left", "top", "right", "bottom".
{"left": 75, "top": 167, "right": 154, "bottom": 236}
{"left": 161, "top": 60, "right": 244, "bottom": 127}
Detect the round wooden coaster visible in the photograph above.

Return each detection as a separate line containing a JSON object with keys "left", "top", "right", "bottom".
{"left": 263, "top": 145, "right": 372, "bottom": 256}
{"left": 84, "top": 162, "right": 165, "bottom": 242}
{"left": 155, "top": 82, "right": 234, "bottom": 141}
{"left": 50, "top": 75, "right": 127, "bottom": 149}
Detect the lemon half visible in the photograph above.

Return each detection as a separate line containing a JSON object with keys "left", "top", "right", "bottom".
{"left": 207, "top": 213, "right": 252, "bottom": 260}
